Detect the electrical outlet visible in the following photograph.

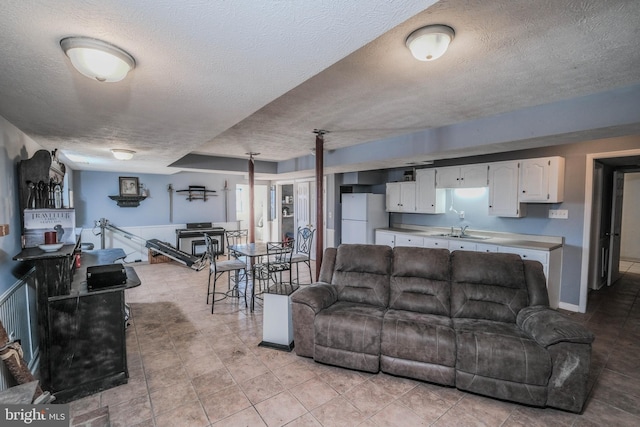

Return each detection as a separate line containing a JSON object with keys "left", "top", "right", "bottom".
{"left": 548, "top": 209, "right": 568, "bottom": 219}
{"left": 0, "top": 224, "right": 9, "bottom": 236}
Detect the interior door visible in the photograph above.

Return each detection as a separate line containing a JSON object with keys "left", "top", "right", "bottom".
{"left": 296, "top": 181, "right": 310, "bottom": 235}
{"left": 607, "top": 171, "right": 625, "bottom": 286}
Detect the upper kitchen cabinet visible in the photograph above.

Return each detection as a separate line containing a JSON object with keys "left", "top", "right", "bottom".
{"left": 386, "top": 181, "right": 417, "bottom": 213}
{"left": 519, "top": 156, "right": 565, "bottom": 203}
{"left": 415, "top": 169, "right": 445, "bottom": 214}
{"left": 435, "top": 164, "right": 488, "bottom": 188}
{"left": 488, "top": 161, "right": 526, "bottom": 217}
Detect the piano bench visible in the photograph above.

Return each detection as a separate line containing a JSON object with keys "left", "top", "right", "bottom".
{"left": 191, "top": 239, "right": 207, "bottom": 256}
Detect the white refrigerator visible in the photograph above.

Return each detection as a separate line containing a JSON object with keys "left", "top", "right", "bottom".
{"left": 341, "top": 193, "right": 389, "bottom": 244}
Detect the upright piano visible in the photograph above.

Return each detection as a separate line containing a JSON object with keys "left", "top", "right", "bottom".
{"left": 175, "top": 222, "right": 225, "bottom": 255}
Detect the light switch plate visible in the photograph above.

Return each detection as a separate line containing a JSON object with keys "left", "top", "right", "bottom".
{"left": 548, "top": 209, "right": 568, "bottom": 219}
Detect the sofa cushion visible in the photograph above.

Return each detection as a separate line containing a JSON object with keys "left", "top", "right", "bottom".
{"left": 454, "top": 318, "right": 552, "bottom": 386}
{"left": 390, "top": 247, "right": 451, "bottom": 316}
{"left": 314, "top": 301, "right": 386, "bottom": 356}
{"left": 382, "top": 309, "right": 455, "bottom": 367}
{"left": 450, "top": 251, "right": 529, "bottom": 323}
{"left": 332, "top": 244, "right": 392, "bottom": 307}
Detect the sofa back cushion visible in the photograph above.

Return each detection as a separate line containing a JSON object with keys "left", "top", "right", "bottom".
{"left": 390, "top": 247, "right": 451, "bottom": 316}
{"left": 332, "top": 244, "right": 392, "bottom": 307}
{"left": 450, "top": 251, "right": 529, "bottom": 323}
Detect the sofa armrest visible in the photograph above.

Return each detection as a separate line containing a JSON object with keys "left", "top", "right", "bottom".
{"left": 517, "top": 306, "right": 594, "bottom": 347}
{"left": 291, "top": 282, "right": 338, "bottom": 314}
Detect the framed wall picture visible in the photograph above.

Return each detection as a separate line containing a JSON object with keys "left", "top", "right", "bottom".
{"left": 119, "top": 177, "right": 140, "bottom": 197}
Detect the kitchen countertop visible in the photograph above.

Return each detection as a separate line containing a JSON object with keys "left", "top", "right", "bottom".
{"left": 377, "top": 227, "right": 563, "bottom": 251}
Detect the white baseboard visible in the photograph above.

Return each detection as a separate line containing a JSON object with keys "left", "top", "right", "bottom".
{"left": 558, "top": 301, "right": 582, "bottom": 313}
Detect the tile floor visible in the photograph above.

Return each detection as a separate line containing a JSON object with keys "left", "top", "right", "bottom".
{"left": 68, "top": 259, "right": 640, "bottom": 426}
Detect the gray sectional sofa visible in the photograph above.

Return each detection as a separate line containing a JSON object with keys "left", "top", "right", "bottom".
{"left": 291, "top": 244, "right": 594, "bottom": 413}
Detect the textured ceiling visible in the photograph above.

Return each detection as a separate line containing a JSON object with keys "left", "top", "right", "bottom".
{"left": 1, "top": 0, "right": 639, "bottom": 177}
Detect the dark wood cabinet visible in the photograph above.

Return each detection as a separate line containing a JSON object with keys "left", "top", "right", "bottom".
{"left": 13, "top": 246, "right": 140, "bottom": 403}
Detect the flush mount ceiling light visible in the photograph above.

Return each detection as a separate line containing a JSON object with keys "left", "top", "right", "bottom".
{"left": 60, "top": 37, "right": 135, "bottom": 82}
{"left": 406, "top": 25, "right": 455, "bottom": 61}
{"left": 111, "top": 149, "right": 135, "bottom": 160}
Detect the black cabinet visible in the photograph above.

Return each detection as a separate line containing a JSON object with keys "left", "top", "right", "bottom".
{"left": 13, "top": 246, "right": 140, "bottom": 403}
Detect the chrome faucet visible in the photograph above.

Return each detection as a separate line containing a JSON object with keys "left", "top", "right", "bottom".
{"left": 460, "top": 225, "right": 469, "bottom": 237}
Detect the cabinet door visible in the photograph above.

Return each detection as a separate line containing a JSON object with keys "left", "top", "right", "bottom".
{"left": 475, "top": 243, "right": 499, "bottom": 253}
{"left": 416, "top": 170, "right": 445, "bottom": 213}
{"left": 423, "top": 238, "right": 449, "bottom": 249}
{"left": 385, "top": 183, "right": 402, "bottom": 212}
{"left": 449, "top": 241, "right": 477, "bottom": 251}
{"left": 460, "top": 164, "right": 488, "bottom": 188}
{"left": 488, "top": 161, "right": 525, "bottom": 217}
{"left": 48, "top": 292, "right": 126, "bottom": 393}
{"left": 435, "top": 167, "right": 460, "bottom": 188}
{"left": 520, "top": 157, "right": 565, "bottom": 202}
{"left": 400, "top": 182, "right": 417, "bottom": 212}
{"left": 395, "top": 234, "right": 424, "bottom": 247}
{"left": 375, "top": 231, "right": 395, "bottom": 247}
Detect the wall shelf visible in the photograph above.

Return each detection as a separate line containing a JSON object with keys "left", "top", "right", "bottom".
{"left": 176, "top": 185, "right": 217, "bottom": 201}
{"left": 108, "top": 195, "right": 147, "bottom": 207}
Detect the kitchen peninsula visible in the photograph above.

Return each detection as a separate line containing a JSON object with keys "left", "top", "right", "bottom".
{"left": 13, "top": 244, "right": 141, "bottom": 403}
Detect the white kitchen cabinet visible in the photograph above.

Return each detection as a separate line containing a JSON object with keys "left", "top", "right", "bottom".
{"left": 488, "top": 161, "right": 526, "bottom": 217}
{"left": 448, "top": 240, "right": 477, "bottom": 251}
{"left": 475, "top": 243, "right": 500, "bottom": 253}
{"left": 423, "top": 237, "right": 449, "bottom": 249}
{"left": 498, "top": 245, "right": 562, "bottom": 308}
{"left": 435, "top": 164, "right": 488, "bottom": 188}
{"left": 375, "top": 230, "right": 396, "bottom": 247}
{"left": 386, "top": 182, "right": 417, "bottom": 213}
{"left": 519, "top": 156, "right": 565, "bottom": 203}
{"left": 415, "top": 169, "right": 445, "bottom": 214}
{"left": 395, "top": 234, "right": 424, "bottom": 247}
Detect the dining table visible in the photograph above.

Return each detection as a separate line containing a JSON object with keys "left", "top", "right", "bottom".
{"left": 227, "top": 242, "right": 269, "bottom": 312}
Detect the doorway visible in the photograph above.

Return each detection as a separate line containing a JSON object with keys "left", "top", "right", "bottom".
{"left": 236, "top": 184, "right": 269, "bottom": 242}
{"left": 581, "top": 149, "right": 640, "bottom": 311}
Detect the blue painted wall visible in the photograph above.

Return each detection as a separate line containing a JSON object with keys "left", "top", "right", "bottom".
{"left": 75, "top": 171, "right": 247, "bottom": 228}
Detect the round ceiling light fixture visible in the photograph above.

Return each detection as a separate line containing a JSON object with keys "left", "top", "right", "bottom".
{"left": 111, "top": 149, "right": 136, "bottom": 160}
{"left": 406, "top": 25, "right": 455, "bottom": 61}
{"left": 60, "top": 37, "right": 135, "bottom": 82}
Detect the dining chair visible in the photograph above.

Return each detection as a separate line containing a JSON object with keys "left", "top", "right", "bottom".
{"left": 291, "top": 226, "right": 315, "bottom": 285}
{"left": 253, "top": 239, "right": 295, "bottom": 295}
{"left": 224, "top": 229, "right": 249, "bottom": 292}
{"left": 225, "top": 229, "right": 248, "bottom": 260}
{"left": 205, "top": 234, "right": 246, "bottom": 313}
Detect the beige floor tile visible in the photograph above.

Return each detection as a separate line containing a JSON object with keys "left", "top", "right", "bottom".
{"left": 311, "top": 396, "right": 367, "bottom": 427}
{"left": 200, "top": 384, "right": 252, "bottom": 424}
{"left": 108, "top": 395, "right": 153, "bottom": 427}
{"left": 239, "top": 371, "right": 286, "bottom": 404}
{"left": 145, "top": 364, "right": 191, "bottom": 393}
{"left": 254, "top": 390, "right": 308, "bottom": 427}
{"left": 368, "top": 400, "right": 428, "bottom": 426}
{"left": 401, "top": 383, "right": 458, "bottom": 423}
{"left": 284, "top": 412, "right": 322, "bottom": 427}
{"left": 150, "top": 381, "right": 198, "bottom": 416}
{"left": 154, "top": 400, "right": 209, "bottom": 427}
{"left": 289, "top": 377, "right": 339, "bottom": 411}
{"left": 433, "top": 394, "right": 515, "bottom": 427}
{"left": 211, "top": 407, "right": 267, "bottom": 426}
{"left": 271, "top": 360, "right": 318, "bottom": 389}
{"left": 191, "top": 367, "right": 236, "bottom": 397}
{"left": 343, "top": 380, "right": 395, "bottom": 417}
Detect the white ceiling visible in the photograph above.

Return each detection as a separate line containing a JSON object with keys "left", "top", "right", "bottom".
{"left": 1, "top": 1, "right": 639, "bottom": 178}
